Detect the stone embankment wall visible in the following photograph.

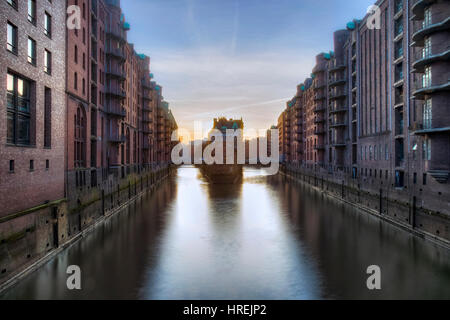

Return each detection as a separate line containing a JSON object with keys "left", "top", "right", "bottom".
{"left": 0, "top": 166, "right": 174, "bottom": 291}
{"left": 281, "top": 165, "right": 450, "bottom": 248}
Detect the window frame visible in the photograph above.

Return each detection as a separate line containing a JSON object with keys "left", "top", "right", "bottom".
{"left": 7, "top": 22, "right": 18, "bottom": 54}
{"left": 6, "top": 73, "right": 33, "bottom": 146}
{"left": 27, "top": 37, "right": 37, "bottom": 66}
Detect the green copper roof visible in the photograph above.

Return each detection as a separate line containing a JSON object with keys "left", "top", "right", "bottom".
{"left": 232, "top": 122, "right": 238, "bottom": 129}
{"left": 149, "top": 73, "right": 154, "bottom": 79}
{"left": 137, "top": 53, "right": 146, "bottom": 59}
{"left": 323, "top": 52, "right": 331, "bottom": 60}
{"left": 123, "top": 22, "right": 130, "bottom": 30}
{"left": 347, "top": 21, "right": 356, "bottom": 30}
{"left": 301, "top": 85, "right": 305, "bottom": 91}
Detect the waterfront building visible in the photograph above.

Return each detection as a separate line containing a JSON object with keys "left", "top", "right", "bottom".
{"left": 0, "top": 0, "right": 177, "bottom": 285}
{"left": 277, "top": 0, "right": 450, "bottom": 242}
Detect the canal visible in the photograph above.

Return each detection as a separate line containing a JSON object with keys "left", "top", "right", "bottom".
{"left": 2, "top": 166, "right": 450, "bottom": 299}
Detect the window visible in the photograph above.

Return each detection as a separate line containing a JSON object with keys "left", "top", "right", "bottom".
{"left": 74, "top": 45, "right": 78, "bottom": 63}
{"left": 423, "top": 173, "right": 427, "bottom": 185}
{"left": 28, "top": 0, "right": 36, "bottom": 25}
{"left": 394, "top": 0, "right": 403, "bottom": 14}
{"left": 7, "top": 22, "right": 18, "bottom": 54}
{"left": 423, "top": 139, "right": 431, "bottom": 161}
{"left": 395, "top": 170, "right": 404, "bottom": 188}
{"left": 423, "top": 37, "right": 431, "bottom": 58}
{"left": 44, "top": 12, "right": 52, "bottom": 37}
{"left": 385, "top": 144, "right": 389, "bottom": 160}
{"left": 44, "top": 50, "right": 51, "bottom": 74}
{"left": 423, "top": 7, "right": 432, "bottom": 28}
{"left": 7, "top": 0, "right": 18, "bottom": 10}
{"left": 44, "top": 88, "right": 51, "bottom": 148}
{"left": 423, "top": 66, "right": 432, "bottom": 88}
{"left": 9, "top": 160, "right": 15, "bottom": 172}
{"left": 74, "top": 106, "right": 86, "bottom": 167}
{"left": 28, "top": 37, "right": 36, "bottom": 65}
{"left": 46, "top": 160, "right": 50, "bottom": 170}
{"left": 30, "top": 160, "right": 34, "bottom": 171}
{"left": 74, "top": 72, "right": 78, "bottom": 90}
{"left": 7, "top": 73, "right": 32, "bottom": 145}
{"left": 423, "top": 98, "right": 432, "bottom": 129}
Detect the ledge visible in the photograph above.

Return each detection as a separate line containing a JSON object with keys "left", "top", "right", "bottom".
{"left": 0, "top": 199, "right": 67, "bottom": 224}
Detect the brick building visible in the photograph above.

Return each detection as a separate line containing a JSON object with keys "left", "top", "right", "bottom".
{"left": 0, "top": 0, "right": 66, "bottom": 216}
{"left": 277, "top": 0, "right": 450, "bottom": 243}
{"left": 1, "top": 0, "right": 177, "bottom": 284}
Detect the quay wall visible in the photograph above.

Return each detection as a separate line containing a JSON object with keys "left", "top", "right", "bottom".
{"left": 281, "top": 165, "right": 450, "bottom": 248}
{"left": 0, "top": 165, "right": 175, "bottom": 292}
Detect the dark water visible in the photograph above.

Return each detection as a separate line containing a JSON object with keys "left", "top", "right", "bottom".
{"left": 2, "top": 166, "right": 450, "bottom": 300}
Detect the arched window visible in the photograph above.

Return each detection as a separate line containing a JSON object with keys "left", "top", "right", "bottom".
{"left": 74, "top": 106, "right": 86, "bottom": 167}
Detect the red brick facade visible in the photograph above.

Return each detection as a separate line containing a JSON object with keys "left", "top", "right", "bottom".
{"left": 277, "top": 0, "right": 450, "bottom": 241}
{"left": 0, "top": 0, "right": 66, "bottom": 216}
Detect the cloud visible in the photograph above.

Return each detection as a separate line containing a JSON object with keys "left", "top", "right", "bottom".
{"left": 139, "top": 46, "right": 314, "bottom": 133}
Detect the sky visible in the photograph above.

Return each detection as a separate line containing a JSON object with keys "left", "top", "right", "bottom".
{"left": 121, "top": 0, "right": 374, "bottom": 136}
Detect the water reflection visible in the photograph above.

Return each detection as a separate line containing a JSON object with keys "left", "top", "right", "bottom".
{"left": 1, "top": 166, "right": 449, "bottom": 300}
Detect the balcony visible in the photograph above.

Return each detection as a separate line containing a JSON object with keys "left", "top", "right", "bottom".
{"left": 412, "top": 122, "right": 450, "bottom": 136}
{"left": 314, "top": 144, "right": 325, "bottom": 150}
{"left": 330, "top": 120, "right": 347, "bottom": 128}
{"left": 106, "top": 88, "right": 126, "bottom": 100}
{"left": 314, "top": 93, "right": 326, "bottom": 101}
{"left": 143, "top": 91, "right": 152, "bottom": 101}
{"left": 314, "top": 118, "right": 325, "bottom": 124}
{"left": 106, "top": 28, "right": 125, "bottom": 42}
{"left": 106, "top": 47, "right": 126, "bottom": 61}
{"left": 142, "top": 115, "right": 152, "bottom": 123}
{"left": 412, "top": 48, "right": 450, "bottom": 73}
{"left": 109, "top": 134, "right": 126, "bottom": 144}
{"left": 105, "top": 107, "right": 126, "bottom": 118}
{"left": 106, "top": 68, "right": 126, "bottom": 81}
{"left": 314, "top": 82, "right": 326, "bottom": 90}
{"left": 413, "top": 80, "right": 450, "bottom": 99}
{"left": 142, "top": 80, "right": 153, "bottom": 90}
{"left": 329, "top": 78, "right": 346, "bottom": 87}
{"left": 411, "top": 0, "right": 438, "bottom": 20}
{"left": 330, "top": 106, "right": 347, "bottom": 113}
{"left": 412, "top": 15, "right": 450, "bottom": 46}
{"left": 329, "top": 90, "right": 346, "bottom": 100}
{"left": 143, "top": 128, "right": 153, "bottom": 135}
{"left": 314, "top": 128, "right": 325, "bottom": 135}
{"left": 328, "top": 64, "right": 346, "bottom": 73}
{"left": 314, "top": 106, "right": 327, "bottom": 113}
{"left": 331, "top": 140, "right": 346, "bottom": 148}
{"left": 312, "top": 64, "right": 327, "bottom": 74}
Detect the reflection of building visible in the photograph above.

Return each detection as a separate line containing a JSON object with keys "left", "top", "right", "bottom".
{"left": 277, "top": 1, "right": 450, "bottom": 242}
